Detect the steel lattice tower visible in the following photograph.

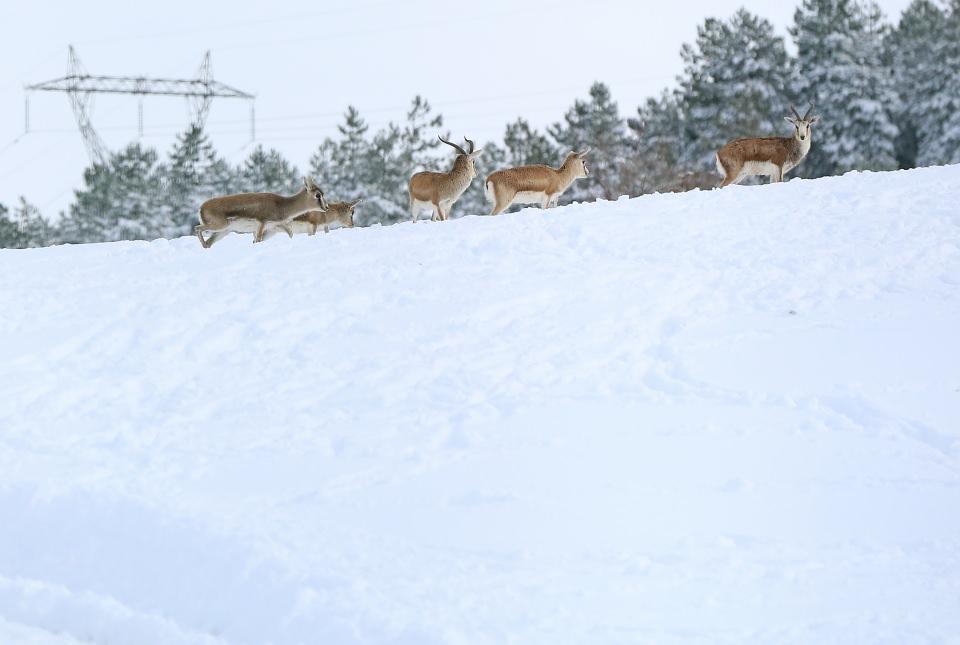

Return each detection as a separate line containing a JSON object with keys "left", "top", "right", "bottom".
{"left": 25, "top": 45, "right": 255, "bottom": 165}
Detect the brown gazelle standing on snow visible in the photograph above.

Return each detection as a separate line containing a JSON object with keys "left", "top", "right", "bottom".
{"left": 264, "top": 198, "right": 362, "bottom": 241}
{"left": 195, "top": 177, "right": 329, "bottom": 248}
{"left": 484, "top": 149, "right": 591, "bottom": 215}
{"left": 716, "top": 104, "right": 820, "bottom": 187}
{"left": 408, "top": 136, "right": 483, "bottom": 222}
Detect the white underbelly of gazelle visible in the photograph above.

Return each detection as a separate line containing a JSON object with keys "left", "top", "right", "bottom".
{"left": 513, "top": 191, "right": 547, "bottom": 205}
{"left": 224, "top": 217, "right": 265, "bottom": 234}
{"left": 281, "top": 220, "right": 317, "bottom": 235}
{"left": 412, "top": 199, "right": 435, "bottom": 213}
{"left": 741, "top": 161, "right": 780, "bottom": 177}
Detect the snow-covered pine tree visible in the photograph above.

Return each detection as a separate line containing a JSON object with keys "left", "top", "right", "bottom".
{"left": 159, "top": 124, "right": 237, "bottom": 238}
{"left": 0, "top": 202, "right": 14, "bottom": 248}
{"left": 918, "top": 0, "right": 960, "bottom": 165}
{"left": 0, "top": 197, "right": 36, "bottom": 249}
{"left": 629, "top": 91, "right": 705, "bottom": 193}
{"left": 503, "top": 118, "right": 560, "bottom": 167}
{"left": 676, "top": 9, "right": 793, "bottom": 172}
{"left": 0, "top": 197, "right": 54, "bottom": 249}
{"left": 549, "top": 82, "right": 630, "bottom": 202}
{"left": 791, "top": 0, "right": 898, "bottom": 177}
{"left": 887, "top": 0, "right": 947, "bottom": 168}
{"left": 309, "top": 106, "right": 381, "bottom": 221}
{"left": 237, "top": 145, "right": 300, "bottom": 194}
{"left": 59, "top": 143, "right": 162, "bottom": 243}
{"left": 13, "top": 198, "right": 54, "bottom": 248}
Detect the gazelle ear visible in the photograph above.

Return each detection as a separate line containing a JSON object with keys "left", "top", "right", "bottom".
{"left": 809, "top": 115, "right": 820, "bottom": 125}
{"left": 784, "top": 116, "right": 797, "bottom": 125}
{"left": 350, "top": 198, "right": 363, "bottom": 208}
{"left": 302, "top": 176, "right": 310, "bottom": 190}
{"left": 577, "top": 148, "right": 591, "bottom": 158}
{"left": 470, "top": 149, "right": 484, "bottom": 158}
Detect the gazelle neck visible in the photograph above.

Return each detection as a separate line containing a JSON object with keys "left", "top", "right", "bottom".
{"left": 556, "top": 156, "right": 580, "bottom": 190}
{"left": 449, "top": 155, "right": 475, "bottom": 187}
{"left": 278, "top": 188, "right": 310, "bottom": 216}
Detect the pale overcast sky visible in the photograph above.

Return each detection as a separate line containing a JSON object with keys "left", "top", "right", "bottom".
{"left": 0, "top": 0, "right": 914, "bottom": 217}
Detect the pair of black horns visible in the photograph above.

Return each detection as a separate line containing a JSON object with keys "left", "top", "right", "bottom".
{"left": 790, "top": 102, "right": 815, "bottom": 120}
{"left": 438, "top": 135, "right": 475, "bottom": 155}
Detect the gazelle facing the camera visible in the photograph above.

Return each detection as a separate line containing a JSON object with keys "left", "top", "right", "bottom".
{"left": 716, "top": 104, "right": 820, "bottom": 187}
{"left": 264, "top": 198, "right": 362, "bottom": 240}
{"left": 408, "top": 136, "right": 483, "bottom": 222}
{"left": 484, "top": 149, "right": 590, "bottom": 216}
{"left": 195, "top": 177, "right": 329, "bottom": 248}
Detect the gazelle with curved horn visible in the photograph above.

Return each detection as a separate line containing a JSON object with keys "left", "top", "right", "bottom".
{"left": 716, "top": 104, "right": 820, "bottom": 187}
{"left": 195, "top": 177, "right": 329, "bottom": 248}
{"left": 484, "top": 149, "right": 591, "bottom": 216}
{"left": 408, "top": 136, "right": 483, "bottom": 222}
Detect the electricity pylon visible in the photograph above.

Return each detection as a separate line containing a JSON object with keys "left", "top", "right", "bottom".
{"left": 25, "top": 45, "right": 255, "bottom": 165}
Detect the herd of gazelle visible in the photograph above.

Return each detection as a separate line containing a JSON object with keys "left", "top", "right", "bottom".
{"left": 196, "top": 104, "right": 819, "bottom": 248}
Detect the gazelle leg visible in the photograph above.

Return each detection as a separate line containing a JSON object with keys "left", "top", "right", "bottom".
{"left": 254, "top": 221, "right": 266, "bottom": 243}
{"left": 490, "top": 190, "right": 513, "bottom": 216}
{"left": 194, "top": 225, "right": 209, "bottom": 248}
{"left": 261, "top": 225, "right": 284, "bottom": 242}
{"left": 773, "top": 167, "right": 784, "bottom": 183}
{"left": 204, "top": 230, "right": 230, "bottom": 247}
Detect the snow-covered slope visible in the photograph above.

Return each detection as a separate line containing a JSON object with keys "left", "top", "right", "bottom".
{"left": 1, "top": 166, "right": 959, "bottom": 644}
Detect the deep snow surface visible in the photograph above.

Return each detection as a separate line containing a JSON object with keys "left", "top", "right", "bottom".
{"left": 1, "top": 166, "right": 959, "bottom": 644}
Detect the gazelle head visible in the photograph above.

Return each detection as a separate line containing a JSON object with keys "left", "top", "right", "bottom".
{"left": 303, "top": 176, "right": 329, "bottom": 211}
{"left": 439, "top": 135, "right": 483, "bottom": 178}
{"left": 563, "top": 149, "right": 591, "bottom": 178}
{"left": 785, "top": 104, "right": 820, "bottom": 142}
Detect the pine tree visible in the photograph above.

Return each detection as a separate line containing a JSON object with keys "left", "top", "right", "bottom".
{"left": 791, "top": 0, "right": 898, "bottom": 177}
{"left": 677, "top": 9, "right": 793, "bottom": 171}
{"left": 14, "top": 198, "right": 54, "bottom": 248}
{"left": 629, "top": 91, "right": 706, "bottom": 193}
{"left": 916, "top": 0, "right": 960, "bottom": 165}
{"left": 397, "top": 96, "right": 444, "bottom": 174}
{"left": 238, "top": 145, "right": 300, "bottom": 194}
{"left": 887, "top": 0, "right": 947, "bottom": 168}
{"left": 0, "top": 198, "right": 54, "bottom": 249}
{"left": 0, "top": 201, "right": 18, "bottom": 248}
{"left": 309, "top": 107, "right": 379, "bottom": 221}
{"left": 549, "top": 82, "right": 630, "bottom": 201}
{"left": 60, "top": 143, "right": 162, "bottom": 243}
{"left": 503, "top": 118, "right": 559, "bottom": 167}
{"left": 159, "top": 124, "right": 236, "bottom": 238}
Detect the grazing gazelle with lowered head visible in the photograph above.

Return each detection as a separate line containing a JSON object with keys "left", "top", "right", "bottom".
{"left": 408, "top": 136, "right": 483, "bottom": 222}
{"left": 484, "top": 149, "right": 590, "bottom": 215}
{"left": 263, "top": 198, "right": 362, "bottom": 241}
{"left": 716, "top": 104, "right": 820, "bottom": 187}
{"left": 195, "top": 177, "right": 329, "bottom": 248}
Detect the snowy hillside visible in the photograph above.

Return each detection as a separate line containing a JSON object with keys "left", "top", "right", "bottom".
{"left": 1, "top": 165, "right": 959, "bottom": 644}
